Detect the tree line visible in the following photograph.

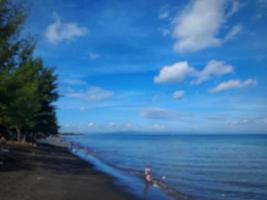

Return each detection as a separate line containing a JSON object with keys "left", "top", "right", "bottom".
{"left": 0, "top": 0, "right": 59, "bottom": 142}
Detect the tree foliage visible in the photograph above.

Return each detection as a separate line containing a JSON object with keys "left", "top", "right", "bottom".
{"left": 0, "top": 0, "right": 59, "bottom": 142}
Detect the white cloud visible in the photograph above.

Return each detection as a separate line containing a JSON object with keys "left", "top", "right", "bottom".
{"left": 79, "top": 106, "right": 88, "bottom": 112}
{"left": 255, "top": 13, "right": 263, "bottom": 20}
{"left": 89, "top": 52, "right": 100, "bottom": 61}
{"left": 108, "top": 122, "right": 117, "bottom": 128}
{"left": 159, "top": 4, "right": 172, "bottom": 20}
{"left": 224, "top": 24, "right": 242, "bottom": 41}
{"left": 45, "top": 15, "right": 88, "bottom": 44}
{"left": 155, "top": 60, "right": 233, "bottom": 85}
{"left": 227, "top": 0, "right": 241, "bottom": 17}
{"left": 152, "top": 124, "right": 165, "bottom": 131}
{"left": 140, "top": 108, "right": 179, "bottom": 120}
{"left": 225, "top": 117, "right": 267, "bottom": 131}
{"left": 159, "top": 11, "right": 169, "bottom": 20}
{"left": 60, "top": 122, "right": 98, "bottom": 133}
{"left": 258, "top": 0, "right": 267, "bottom": 8}
{"left": 88, "top": 122, "right": 96, "bottom": 128}
{"left": 154, "top": 61, "right": 195, "bottom": 84}
{"left": 61, "top": 79, "right": 87, "bottom": 86}
{"left": 192, "top": 60, "right": 234, "bottom": 84}
{"left": 209, "top": 79, "right": 257, "bottom": 93}
{"left": 66, "top": 86, "right": 113, "bottom": 101}
{"left": 172, "top": 0, "right": 241, "bottom": 53}
{"left": 159, "top": 28, "right": 171, "bottom": 37}
{"left": 173, "top": 90, "right": 184, "bottom": 100}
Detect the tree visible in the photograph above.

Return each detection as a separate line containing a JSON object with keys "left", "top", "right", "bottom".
{"left": 33, "top": 60, "right": 59, "bottom": 137}
{"left": 0, "top": 0, "right": 59, "bottom": 142}
{"left": 3, "top": 61, "right": 41, "bottom": 141}
{"left": 0, "top": 0, "right": 28, "bottom": 71}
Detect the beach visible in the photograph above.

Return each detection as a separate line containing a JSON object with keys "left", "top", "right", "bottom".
{"left": 1, "top": 134, "right": 266, "bottom": 200}
{"left": 0, "top": 139, "right": 138, "bottom": 200}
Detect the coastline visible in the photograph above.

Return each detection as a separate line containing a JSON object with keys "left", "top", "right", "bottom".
{"left": 66, "top": 135, "right": 191, "bottom": 200}
{"left": 0, "top": 136, "right": 138, "bottom": 200}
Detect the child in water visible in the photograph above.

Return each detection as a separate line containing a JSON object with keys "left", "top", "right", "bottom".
{"left": 144, "top": 167, "right": 167, "bottom": 189}
{"left": 144, "top": 167, "right": 153, "bottom": 183}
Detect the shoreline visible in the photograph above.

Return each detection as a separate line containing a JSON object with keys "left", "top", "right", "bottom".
{"left": 0, "top": 137, "right": 139, "bottom": 200}
{"left": 0, "top": 135, "right": 191, "bottom": 200}
{"left": 65, "top": 136, "right": 191, "bottom": 200}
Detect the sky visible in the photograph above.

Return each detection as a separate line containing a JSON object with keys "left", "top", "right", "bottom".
{"left": 24, "top": 0, "right": 267, "bottom": 134}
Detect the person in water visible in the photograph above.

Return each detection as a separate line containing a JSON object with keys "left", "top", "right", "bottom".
{"left": 144, "top": 167, "right": 153, "bottom": 183}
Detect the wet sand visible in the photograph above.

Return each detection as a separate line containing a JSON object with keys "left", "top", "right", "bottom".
{"left": 0, "top": 142, "right": 138, "bottom": 200}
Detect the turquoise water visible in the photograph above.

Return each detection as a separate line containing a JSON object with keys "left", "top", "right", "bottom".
{"left": 67, "top": 134, "right": 267, "bottom": 200}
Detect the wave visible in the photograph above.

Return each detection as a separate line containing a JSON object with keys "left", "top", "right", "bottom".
{"left": 68, "top": 141, "right": 192, "bottom": 200}
{"left": 65, "top": 134, "right": 267, "bottom": 200}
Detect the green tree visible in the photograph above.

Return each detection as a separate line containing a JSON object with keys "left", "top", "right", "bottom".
{"left": 33, "top": 60, "right": 59, "bottom": 138}
{"left": 0, "top": 0, "right": 59, "bottom": 141}
{"left": 3, "top": 61, "right": 41, "bottom": 141}
{"left": 0, "top": 0, "right": 28, "bottom": 71}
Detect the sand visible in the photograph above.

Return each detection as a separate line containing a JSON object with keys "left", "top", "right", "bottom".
{"left": 0, "top": 142, "right": 138, "bottom": 200}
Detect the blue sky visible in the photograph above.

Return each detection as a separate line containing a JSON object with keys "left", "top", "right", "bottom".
{"left": 24, "top": 0, "right": 267, "bottom": 133}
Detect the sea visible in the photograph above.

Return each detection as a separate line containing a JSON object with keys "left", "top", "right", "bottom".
{"left": 65, "top": 133, "right": 267, "bottom": 200}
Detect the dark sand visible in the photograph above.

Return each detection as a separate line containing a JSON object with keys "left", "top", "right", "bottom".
{"left": 0, "top": 143, "right": 138, "bottom": 200}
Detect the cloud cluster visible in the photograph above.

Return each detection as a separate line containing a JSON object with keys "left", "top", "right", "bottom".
{"left": 140, "top": 108, "right": 179, "bottom": 120}
{"left": 192, "top": 60, "right": 234, "bottom": 84}
{"left": 89, "top": 52, "right": 100, "bottom": 61}
{"left": 154, "top": 61, "right": 195, "bottom": 84}
{"left": 227, "top": 0, "right": 241, "bottom": 17}
{"left": 159, "top": 11, "right": 170, "bottom": 20}
{"left": 173, "top": 90, "right": 184, "bottom": 100}
{"left": 154, "top": 60, "right": 233, "bottom": 84}
{"left": 154, "top": 60, "right": 256, "bottom": 97}
{"left": 224, "top": 24, "right": 242, "bottom": 41}
{"left": 45, "top": 15, "right": 88, "bottom": 44}
{"left": 172, "top": 0, "right": 241, "bottom": 53}
{"left": 61, "top": 79, "right": 87, "bottom": 86}
{"left": 66, "top": 86, "right": 113, "bottom": 101}
{"left": 209, "top": 79, "right": 257, "bottom": 93}
{"left": 258, "top": 0, "right": 267, "bottom": 8}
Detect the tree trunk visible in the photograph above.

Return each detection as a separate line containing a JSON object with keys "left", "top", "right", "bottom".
{"left": 32, "top": 132, "right": 36, "bottom": 143}
{"left": 7, "top": 128, "right": 12, "bottom": 140}
{"left": 16, "top": 126, "right": 21, "bottom": 142}
{"left": 0, "top": 135, "right": 6, "bottom": 144}
{"left": 21, "top": 134, "right": 26, "bottom": 144}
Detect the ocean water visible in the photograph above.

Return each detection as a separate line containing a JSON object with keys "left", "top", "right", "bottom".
{"left": 66, "top": 134, "right": 267, "bottom": 200}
